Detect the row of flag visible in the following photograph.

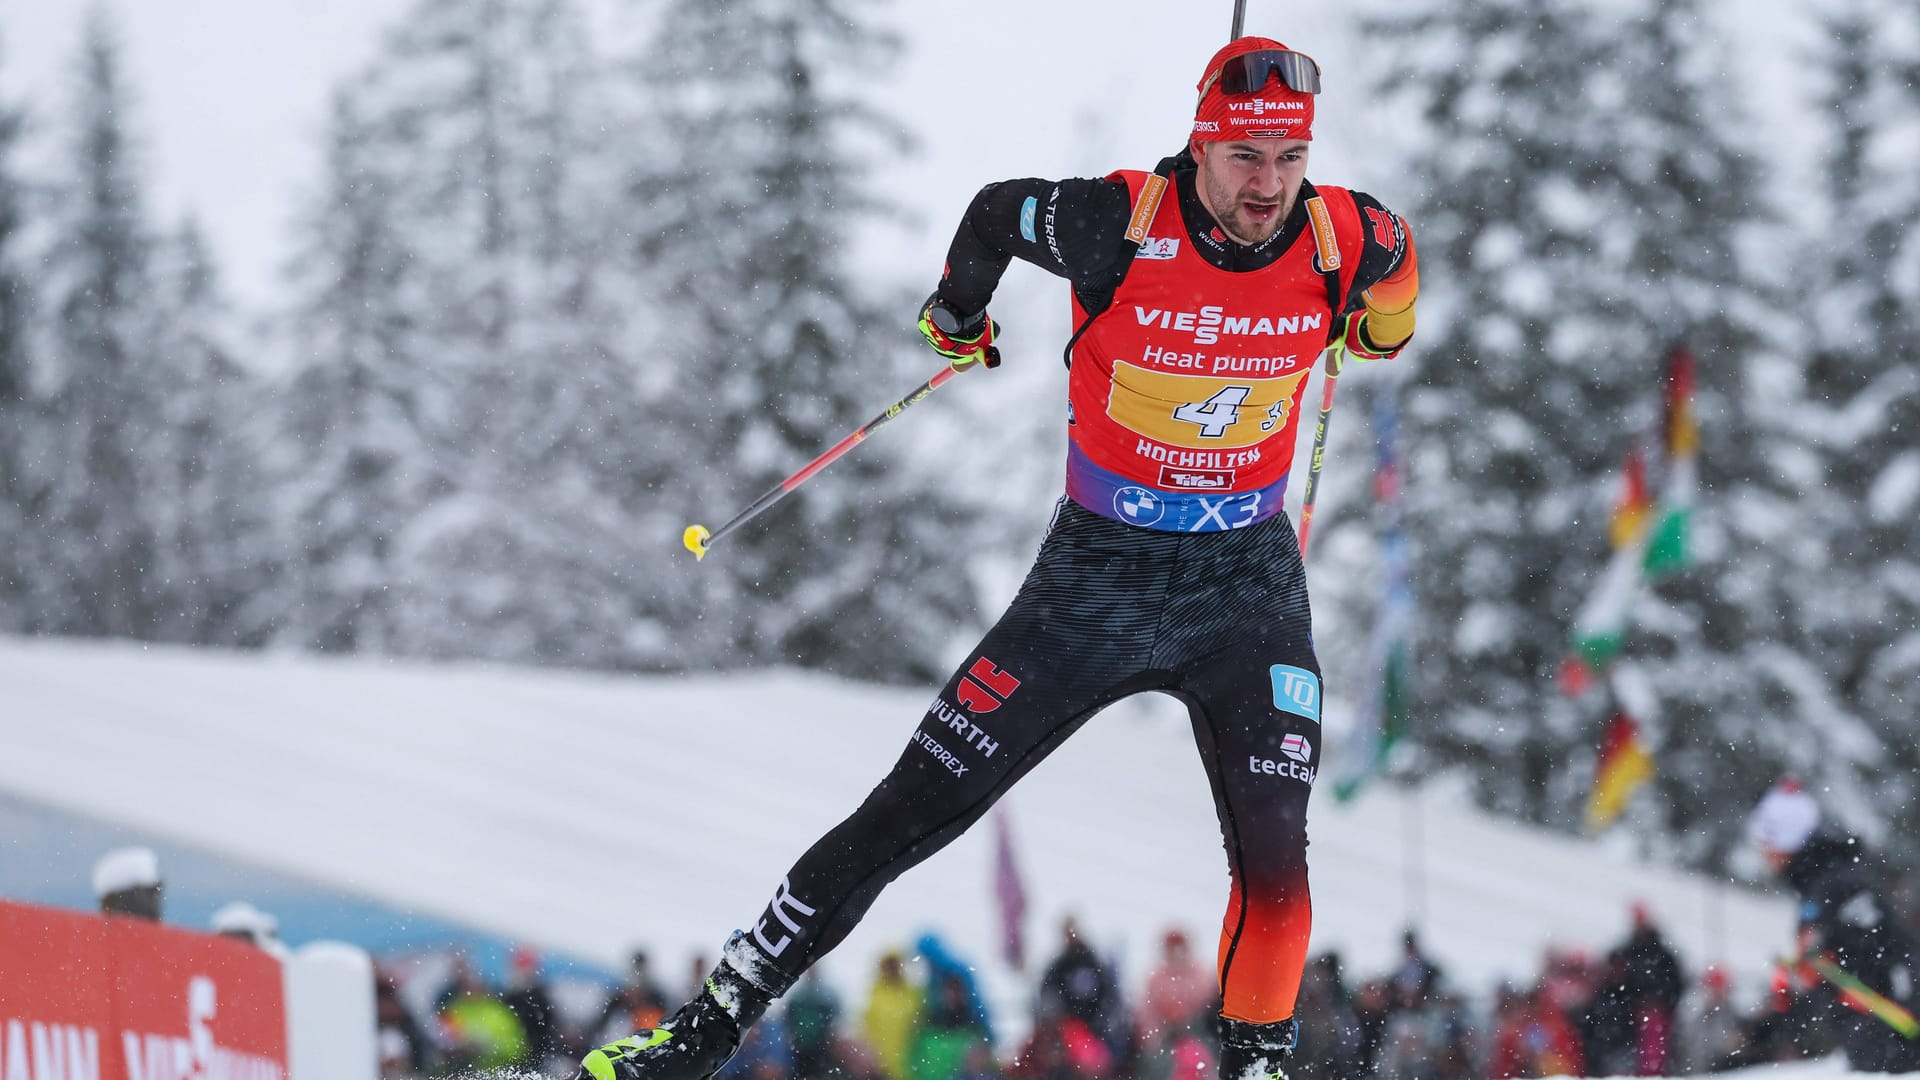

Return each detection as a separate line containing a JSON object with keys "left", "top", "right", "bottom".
{"left": 1573, "top": 345, "right": 1699, "bottom": 830}
{"left": 1330, "top": 344, "right": 1699, "bottom": 819}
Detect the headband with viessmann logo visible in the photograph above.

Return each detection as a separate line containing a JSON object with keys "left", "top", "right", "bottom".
{"left": 1192, "top": 36, "right": 1320, "bottom": 143}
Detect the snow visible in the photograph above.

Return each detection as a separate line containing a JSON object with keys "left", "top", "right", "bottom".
{"left": 0, "top": 636, "right": 1803, "bottom": 1036}
{"left": 1869, "top": 452, "right": 1920, "bottom": 524}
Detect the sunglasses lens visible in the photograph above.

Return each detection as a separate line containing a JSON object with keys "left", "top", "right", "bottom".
{"left": 1220, "top": 50, "right": 1322, "bottom": 95}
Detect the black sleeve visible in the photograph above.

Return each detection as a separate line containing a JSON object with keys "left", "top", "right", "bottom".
{"left": 933, "top": 177, "right": 1134, "bottom": 319}
{"left": 1342, "top": 189, "right": 1414, "bottom": 310}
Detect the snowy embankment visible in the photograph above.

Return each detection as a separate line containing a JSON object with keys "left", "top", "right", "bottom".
{"left": 0, "top": 637, "right": 1806, "bottom": 1048}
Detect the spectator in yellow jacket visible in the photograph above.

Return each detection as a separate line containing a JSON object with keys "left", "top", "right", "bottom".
{"left": 861, "top": 951, "right": 924, "bottom": 1080}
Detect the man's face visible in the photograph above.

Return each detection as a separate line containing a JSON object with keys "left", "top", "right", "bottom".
{"left": 1193, "top": 139, "right": 1310, "bottom": 246}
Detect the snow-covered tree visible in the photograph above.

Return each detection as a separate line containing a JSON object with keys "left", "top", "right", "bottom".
{"left": 621, "top": 0, "right": 980, "bottom": 681}
{"left": 0, "top": 43, "right": 32, "bottom": 633}
{"left": 279, "top": 89, "right": 443, "bottom": 654}
{"left": 1349, "top": 0, "right": 1800, "bottom": 857}
{"left": 1796, "top": 0, "right": 1920, "bottom": 866}
{"left": 143, "top": 221, "right": 273, "bottom": 645}
{"left": 33, "top": 9, "right": 161, "bottom": 639}
{"left": 284, "top": 0, "right": 681, "bottom": 667}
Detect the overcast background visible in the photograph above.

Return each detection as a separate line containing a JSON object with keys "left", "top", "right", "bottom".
{"left": 0, "top": 0, "right": 1822, "bottom": 312}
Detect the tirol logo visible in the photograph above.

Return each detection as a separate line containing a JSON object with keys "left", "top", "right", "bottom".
{"left": 1020, "top": 196, "right": 1038, "bottom": 243}
{"left": 1114, "top": 487, "right": 1166, "bottom": 525}
{"left": 1135, "top": 237, "right": 1180, "bottom": 260}
{"left": 1270, "top": 664, "right": 1321, "bottom": 722}
{"left": 1158, "top": 464, "right": 1233, "bottom": 490}
{"left": 955, "top": 657, "right": 1021, "bottom": 716}
{"left": 1279, "top": 732, "right": 1312, "bottom": 763}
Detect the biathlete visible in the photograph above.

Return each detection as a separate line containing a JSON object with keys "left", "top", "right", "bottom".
{"left": 580, "top": 34, "right": 1420, "bottom": 1080}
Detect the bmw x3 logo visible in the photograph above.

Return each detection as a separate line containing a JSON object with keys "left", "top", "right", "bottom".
{"left": 1115, "top": 487, "right": 1165, "bottom": 526}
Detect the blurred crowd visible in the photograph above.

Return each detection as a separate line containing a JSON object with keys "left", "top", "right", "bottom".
{"left": 371, "top": 895, "right": 1920, "bottom": 1080}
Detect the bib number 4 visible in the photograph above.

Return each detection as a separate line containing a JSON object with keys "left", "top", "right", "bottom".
{"left": 1171, "top": 385, "right": 1252, "bottom": 439}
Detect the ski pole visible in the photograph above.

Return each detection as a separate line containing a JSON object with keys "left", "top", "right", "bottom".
{"left": 1230, "top": 0, "right": 1247, "bottom": 38}
{"left": 682, "top": 362, "right": 972, "bottom": 561}
{"left": 1801, "top": 953, "right": 1920, "bottom": 1038}
{"left": 1295, "top": 345, "right": 1345, "bottom": 556}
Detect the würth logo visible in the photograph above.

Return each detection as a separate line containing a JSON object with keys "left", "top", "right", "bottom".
{"left": 955, "top": 657, "right": 1021, "bottom": 714}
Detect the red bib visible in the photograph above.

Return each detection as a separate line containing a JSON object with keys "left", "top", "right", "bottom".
{"left": 1063, "top": 171, "right": 1360, "bottom": 532}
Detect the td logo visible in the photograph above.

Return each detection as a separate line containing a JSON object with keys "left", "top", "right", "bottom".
{"left": 1269, "top": 665, "right": 1320, "bottom": 723}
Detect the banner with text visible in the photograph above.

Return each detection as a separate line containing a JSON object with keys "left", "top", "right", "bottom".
{"left": 0, "top": 897, "right": 287, "bottom": 1080}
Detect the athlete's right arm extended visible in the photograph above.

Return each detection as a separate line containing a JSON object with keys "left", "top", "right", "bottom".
{"left": 932, "top": 178, "right": 1133, "bottom": 321}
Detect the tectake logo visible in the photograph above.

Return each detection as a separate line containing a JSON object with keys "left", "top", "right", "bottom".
{"left": 1270, "top": 665, "right": 1321, "bottom": 723}
{"left": 1248, "top": 752, "right": 1315, "bottom": 784}
{"left": 1134, "top": 237, "right": 1180, "bottom": 260}
{"left": 1115, "top": 487, "right": 1166, "bottom": 526}
{"left": 1280, "top": 732, "right": 1312, "bottom": 763}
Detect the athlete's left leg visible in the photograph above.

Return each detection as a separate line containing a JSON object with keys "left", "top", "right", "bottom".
{"left": 1177, "top": 628, "right": 1324, "bottom": 1079}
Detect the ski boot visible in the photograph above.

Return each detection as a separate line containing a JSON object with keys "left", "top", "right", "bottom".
{"left": 1217, "top": 1016, "right": 1300, "bottom": 1080}
{"left": 578, "top": 935, "right": 788, "bottom": 1080}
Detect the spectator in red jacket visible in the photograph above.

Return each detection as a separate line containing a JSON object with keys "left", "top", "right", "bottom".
{"left": 1490, "top": 985, "right": 1583, "bottom": 1079}
{"left": 1136, "top": 929, "right": 1213, "bottom": 1054}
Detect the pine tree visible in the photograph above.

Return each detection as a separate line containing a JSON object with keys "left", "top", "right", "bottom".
{"left": 279, "top": 90, "right": 440, "bottom": 654}
{"left": 1799, "top": 0, "right": 1920, "bottom": 867}
{"left": 144, "top": 221, "right": 271, "bottom": 645}
{"left": 623, "top": 0, "right": 979, "bottom": 681}
{"left": 0, "top": 43, "right": 31, "bottom": 633}
{"left": 1349, "top": 0, "right": 1796, "bottom": 855}
{"left": 35, "top": 9, "right": 161, "bottom": 639}
{"left": 284, "top": 0, "right": 676, "bottom": 666}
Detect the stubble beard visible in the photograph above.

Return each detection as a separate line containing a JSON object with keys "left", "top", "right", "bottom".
{"left": 1201, "top": 166, "right": 1294, "bottom": 247}
{"left": 1218, "top": 188, "right": 1294, "bottom": 247}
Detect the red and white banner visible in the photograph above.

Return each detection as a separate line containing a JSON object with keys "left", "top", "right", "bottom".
{"left": 0, "top": 897, "right": 288, "bottom": 1080}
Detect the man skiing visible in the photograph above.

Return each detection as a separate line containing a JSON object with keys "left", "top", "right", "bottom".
{"left": 579, "top": 35, "right": 1419, "bottom": 1080}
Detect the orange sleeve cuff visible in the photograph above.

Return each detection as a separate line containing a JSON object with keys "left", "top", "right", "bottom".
{"left": 1361, "top": 232, "right": 1419, "bottom": 347}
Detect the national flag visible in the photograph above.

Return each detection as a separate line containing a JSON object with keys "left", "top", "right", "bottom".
{"left": 1568, "top": 531, "right": 1643, "bottom": 677}
{"left": 1335, "top": 383, "right": 1410, "bottom": 802}
{"left": 1609, "top": 444, "right": 1654, "bottom": 550}
{"left": 1563, "top": 342, "right": 1701, "bottom": 693}
{"left": 991, "top": 808, "right": 1027, "bottom": 970}
{"left": 1565, "top": 443, "right": 1653, "bottom": 689}
{"left": 1585, "top": 709, "right": 1654, "bottom": 830}
{"left": 1644, "top": 345, "right": 1696, "bottom": 577}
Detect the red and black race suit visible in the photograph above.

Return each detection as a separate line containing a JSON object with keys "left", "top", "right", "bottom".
{"left": 737, "top": 167, "right": 1412, "bottom": 1027}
